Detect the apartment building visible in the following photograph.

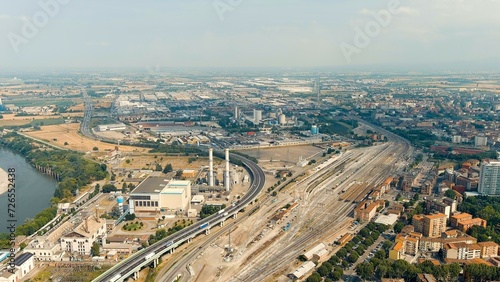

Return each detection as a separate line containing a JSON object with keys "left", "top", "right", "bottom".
{"left": 413, "top": 213, "right": 447, "bottom": 238}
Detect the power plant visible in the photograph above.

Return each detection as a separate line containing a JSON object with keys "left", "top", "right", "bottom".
{"left": 209, "top": 148, "right": 214, "bottom": 186}
{"left": 225, "top": 148, "right": 231, "bottom": 191}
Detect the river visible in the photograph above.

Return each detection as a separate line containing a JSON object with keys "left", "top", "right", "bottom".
{"left": 0, "top": 147, "right": 57, "bottom": 233}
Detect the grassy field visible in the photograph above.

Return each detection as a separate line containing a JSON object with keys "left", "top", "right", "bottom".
{"left": 326, "top": 121, "right": 354, "bottom": 135}
{"left": 8, "top": 98, "right": 78, "bottom": 108}
{"left": 0, "top": 114, "right": 65, "bottom": 127}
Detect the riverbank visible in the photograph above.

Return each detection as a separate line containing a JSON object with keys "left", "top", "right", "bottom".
{"left": 0, "top": 167, "right": 7, "bottom": 195}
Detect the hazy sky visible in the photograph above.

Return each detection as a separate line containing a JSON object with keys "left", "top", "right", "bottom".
{"left": 1, "top": 0, "right": 500, "bottom": 70}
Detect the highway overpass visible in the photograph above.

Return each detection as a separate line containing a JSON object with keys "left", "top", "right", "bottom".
{"left": 92, "top": 152, "right": 265, "bottom": 282}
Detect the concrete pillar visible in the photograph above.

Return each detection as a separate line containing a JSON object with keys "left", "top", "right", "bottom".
{"left": 205, "top": 228, "right": 211, "bottom": 235}
{"left": 153, "top": 258, "right": 158, "bottom": 268}
{"left": 134, "top": 271, "right": 139, "bottom": 280}
{"left": 209, "top": 148, "right": 214, "bottom": 186}
{"left": 233, "top": 213, "right": 238, "bottom": 219}
{"left": 225, "top": 149, "right": 230, "bottom": 191}
{"left": 220, "top": 220, "right": 224, "bottom": 227}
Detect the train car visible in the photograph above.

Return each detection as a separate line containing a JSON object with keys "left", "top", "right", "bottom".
{"left": 144, "top": 252, "right": 155, "bottom": 261}
{"left": 110, "top": 274, "right": 121, "bottom": 282}
{"left": 166, "top": 241, "right": 174, "bottom": 247}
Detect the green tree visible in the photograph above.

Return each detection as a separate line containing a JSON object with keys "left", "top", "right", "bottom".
{"left": 336, "top": 248, "right": 348, "bottom": 259}
{"left": 91, "top": 242, "right": 100, "bottom": 256}
{"left": 163, "top": 163, "right": 173, "bottom": 173}
{"left": 102, "top": 184, "right": 117, "bottom": 193}
{"left": 394, "top": 221, "right": 405, "bottom": 233}
{"left": 155, "top": 163, "right": 162, "bottom": 171}
{"left": 306, "top": 272, "right": 321, "bottom": 282}
{"left": 444, "top": 189, "right": 456, "bottom": 199}
{"left": 317, "top": 264, "right": 329, "bottom": 277}
{"left": 356, "top": 262, "right": 374, "bottom": 281}
{"left": 347, "top": 253, "right": 359, "bottom": 263}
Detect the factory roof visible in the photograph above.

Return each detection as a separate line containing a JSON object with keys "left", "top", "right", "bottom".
{"left": 132, "top": 177, "right": 170, "bottom": 194}
{"left": 161, "top": 180, "right": 191, "bottom": 194}
{"left": 292, "top": 261, "right": 316, "bottom": 279}
{"left": 15, "top": 252, "right": 33, "bottom": 266}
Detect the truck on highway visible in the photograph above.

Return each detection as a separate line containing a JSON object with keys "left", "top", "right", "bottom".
{"left": 217, "top": 209, "right": 225, "bottom": 215}
{"left": 144, "top": 252, "right": 155, "bottom": 261}
{"left": 200, "top": 222, "right": 209, "bottom": 229}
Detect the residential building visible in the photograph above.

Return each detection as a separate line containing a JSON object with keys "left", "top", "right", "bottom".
{"left": 457, "top": 218, "right": 487, "bottom": 232}
{"left": 389, "top": 241, "right": 405, "bottom": 260}
{"left": 475, "top": 136, "right": 488, "bottom": 147}
{"left": 444, "top": 242, "right": 481, "bottom": 260}
{"left": 450, "top": 213, "right": 473, "bottom": 228}
{"left": 413, "top": 213, "right": 447, "bottom": 238}
{"left": 478, "top": 241, "right": 499, "bottom": 258}
{"left": 478, "top": 161, "right": 500, "bottom": 195}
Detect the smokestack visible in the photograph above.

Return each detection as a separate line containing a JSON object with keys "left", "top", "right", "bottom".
{"left": 225, "top": 149, "right": 230, "bottom": 191}
{"left": 209, "top": 148, "right": 214, "bottom": 186}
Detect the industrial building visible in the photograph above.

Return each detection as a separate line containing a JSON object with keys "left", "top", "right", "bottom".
{"left": 24, "top": 236, "right": 65, "bottom": 261}
{"left": 0, "top": 252, "right": 35, "bottom": 282}
{"left": 60, "top": 215, "right": 107, "bottom": 256}
{"left": 129, "top": 177, "right": 192, "bottom": 215}
{"left": 96, "top": 123, "right": 127, "bottom": 131}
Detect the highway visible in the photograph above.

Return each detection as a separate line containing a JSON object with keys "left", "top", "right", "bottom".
{"left": 92, "top": 153, "right": 265, "bottom": 282}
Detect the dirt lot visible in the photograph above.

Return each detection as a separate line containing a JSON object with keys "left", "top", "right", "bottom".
{"left": 24, "top": 123, "right": 147, "bottom": 152}
{"left": 115, "top": 155, "right": 223, "bottom": 171}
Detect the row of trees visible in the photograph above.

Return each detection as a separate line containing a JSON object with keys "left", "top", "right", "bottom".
{"left": 357, "top": 258, "right": 461, "bottom": 281}
{"left": 464, "top": 263, "right": 500, "bottom": 282}
{"left": 0, "top": 133, "right": 108, "bottom": 236}
{"left": 305, "top": 223, "right": 390, "bottom": 282}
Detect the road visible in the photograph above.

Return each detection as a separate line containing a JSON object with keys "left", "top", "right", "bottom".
{"left": 92, "top": 153, "right": 266, "bottom": 282}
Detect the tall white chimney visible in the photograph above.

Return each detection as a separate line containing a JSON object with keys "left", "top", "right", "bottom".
{"left": 209, "top": 148, "right": 214, "bottom": 186}
{"left": 225, "top": 149, "right": 230, "bottom": 191}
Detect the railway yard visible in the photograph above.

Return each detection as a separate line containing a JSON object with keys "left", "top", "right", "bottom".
{"left": 153, "top": 128, "right": 412, "bottom": 282}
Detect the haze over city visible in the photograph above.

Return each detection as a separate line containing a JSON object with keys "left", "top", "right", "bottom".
{"left": 1, "top": 0, "right": 500, "bottom": 70}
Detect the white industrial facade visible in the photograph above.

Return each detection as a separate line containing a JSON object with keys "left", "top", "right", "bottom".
{"left": 129, "top": 177, "right": 191, "bottom": 214}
